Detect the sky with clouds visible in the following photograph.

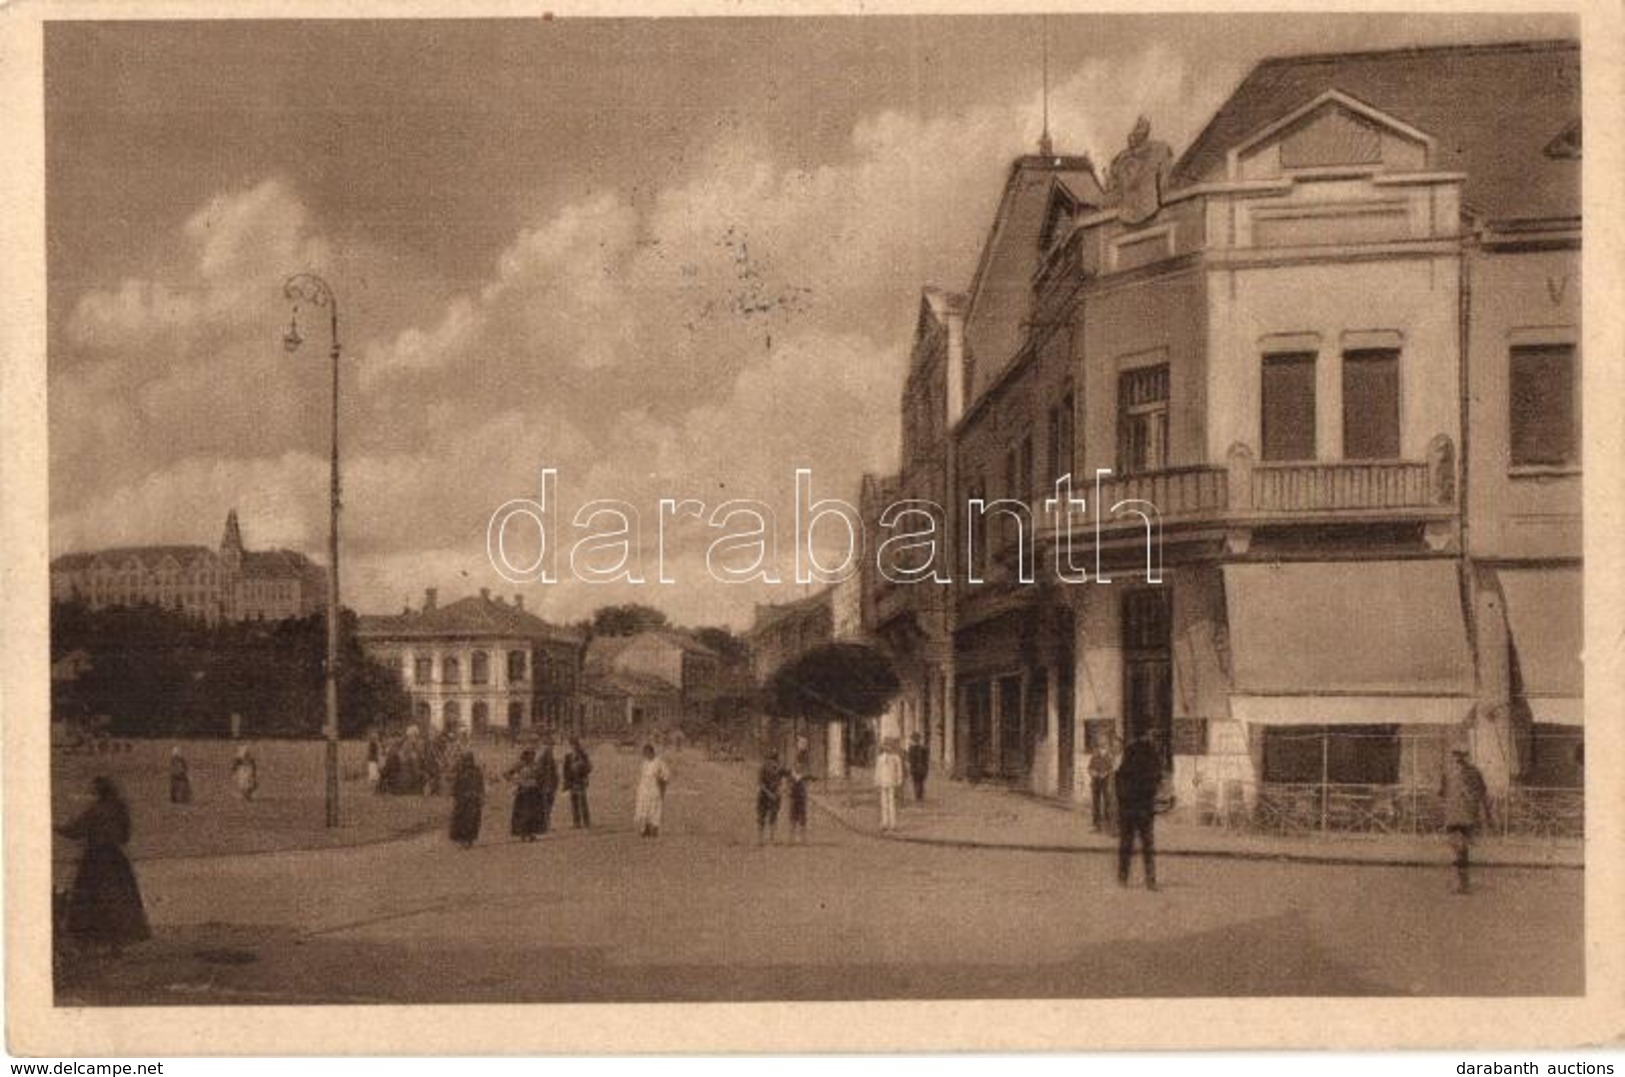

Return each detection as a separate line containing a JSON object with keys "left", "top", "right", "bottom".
{"left": 46, "top": 13, "right": 1573, "bottom": 628}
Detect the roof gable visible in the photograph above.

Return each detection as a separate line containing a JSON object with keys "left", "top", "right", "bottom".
{"left": 1226, "top": 90, "right": 1434, "bottom": 180}
{"left": 1175, "top": 40, "right": 1579, "bottom": 223}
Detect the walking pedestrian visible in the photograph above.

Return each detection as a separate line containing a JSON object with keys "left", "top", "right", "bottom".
{"left": 1441, "top": 747, "right": 1492, "bottom": 894}
{"left": 230, "top": 743, "right": 258, "bottom": 801}
{"left": 365, "top": 731, "right": 382, "bottom": 792}
{"left": 563, "top": 737, "right": 593, "bottom": 829}
{"left": 756, "top": 751, "right": 785, "bottom": 844}
{"left": 906, "top": 732, "right": 930, "bottom": 803}
{"left": 1114, "top": 730, "right": 1162, "bottom": 890}
{"left": 1088, "top": 733, "right": 1118, "bottom": 832}
{"left": 168, "top": 746, "right": 192, "bottom": 805}
{"left": 504, "top": 748, "right": 545, "bottom": 841}
{"left": 787, "top": 765, "right": 814, "bottom": 843}
{"left": 57, "top": 777, "right": 150, "bottom": 956}
{"left": 634, "top": 744, "right": 671, "bottom": 837}
{"left": 536, "top": 741, "right": 560, "bottom": 834}
{"left": 448, "top": 750, "right": 485, "bottom": 848}
{"left": 874, "top": 738, "right": 904, "bottom": 832}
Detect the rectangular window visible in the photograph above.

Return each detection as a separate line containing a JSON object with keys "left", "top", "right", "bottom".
{"left": 414, "top": 657, "right": 433, "bottom": 684}
{"left": 1261, "top": 352, "right": 1317, "bottom": 461}
{"left": 1019, "top": 435, "right": 1034, "bottom": 505}
{"left": 1117, "top": 365, "right": 1169, "bottom": 475}
{"left": 1001, "top": 449, "right": 1020, "bottom": 551}
{"left": 1047, "top": 389, "right": 1075, "bottom": 486}
{"left": 1342, "top": 348, "right": 1400, "bottom": 460}
{"left": 1510, "top": 344, "right": 1578, "bottom": 467}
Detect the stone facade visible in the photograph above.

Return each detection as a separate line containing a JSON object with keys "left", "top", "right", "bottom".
{"left": 50, "top": 509, "right": 326, "bottom": 624}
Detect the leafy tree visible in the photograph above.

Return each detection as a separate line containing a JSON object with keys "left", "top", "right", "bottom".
{"left": 50, "top": 601, "right": 409, "bottom": 738}
{"left": 590, "top": 603, "right": 669, "bottom": 637}
{"left": 766, "top": 642, "right": 900, "bottom": 723}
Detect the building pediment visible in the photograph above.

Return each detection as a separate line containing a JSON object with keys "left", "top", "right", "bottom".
{"left": 1228, "top": 90, "right": 1434, "bottom": 181}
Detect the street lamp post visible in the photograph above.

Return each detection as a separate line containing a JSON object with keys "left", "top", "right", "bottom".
{"left": 282, "top": 272, "right": 343, "bottom": 828}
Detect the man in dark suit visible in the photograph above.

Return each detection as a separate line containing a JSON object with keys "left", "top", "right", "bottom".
{"left": 906, "top": 732, "right": 930, "bottom": 803}
{"left": 1114, "top": 730, "right": 1163, "bottom": 890}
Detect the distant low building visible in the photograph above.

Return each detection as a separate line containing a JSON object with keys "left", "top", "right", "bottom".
{"left": 50, "top": 509, "right": 326, "bottom": 624}
{"left": 581, "top": 629, "right": 721, "bottom": 736}
{"left": 356, "top": 588, "right": 585, "bottom": 737}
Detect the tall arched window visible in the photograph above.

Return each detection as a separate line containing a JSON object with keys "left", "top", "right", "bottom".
{"left": 443, "top": 656, "right": 461, "bottom": 685}
{"left": 507, "top": 701, "right": 525, "bottom": 730}
{"left": 507, "top": 650, "right": 527, "bottom": 682}
{"left": 471, "top": 651, "right": 490, "bottom": 685}
{"left": 444, "top": 700, "right": 461, "bottom": 729}
{"left": 471, "top": 701, "right": 489, "bottom": 733}
{"left": 414, "top": 700, "right": 431, "bottom": 724}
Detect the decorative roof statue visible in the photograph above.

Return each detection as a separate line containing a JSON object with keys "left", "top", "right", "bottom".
{"left": 1105, "top": 116, "right": 1174, "bottom": 226}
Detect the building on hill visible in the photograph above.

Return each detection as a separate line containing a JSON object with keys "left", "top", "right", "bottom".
{"left": 50, "top": 509, "right": 326, "bottom": 624}
{"left": 355, "top": 588, "right": 585, "bottom": 737}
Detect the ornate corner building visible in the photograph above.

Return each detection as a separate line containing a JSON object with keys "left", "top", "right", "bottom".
{"left": 860, "top": 40, "right": 1581, "bottom": 827}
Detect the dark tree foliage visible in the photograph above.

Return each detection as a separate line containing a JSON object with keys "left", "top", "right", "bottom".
{"left": 693, "top": 626, "right": 750, "bottom": 667}
{"left": 50, "top": 601, "right": 411, "bottom": 738}
{"left": 766, "top": 643, "right": 901, "bottom": 723}
{"left": 590, "top": 604, "right": 670, "bottom": 637}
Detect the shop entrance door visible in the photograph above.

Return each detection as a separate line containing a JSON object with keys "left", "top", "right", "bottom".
{"left": 1122, "top": 588, "right": 1173, "bottom": 764}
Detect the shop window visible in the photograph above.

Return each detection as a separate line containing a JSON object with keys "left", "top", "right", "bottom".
{"left": 1262, "top": 724, "right": 1400, "bottom": 784}
{"left": 1342, "top": 349, "right": 1400, "bottom": 460}
{"left": 1510, "top": 344, "right": 1578, "bottom": 467}
{"left": 1261, "top": 352, "right": 1316, "bottom": 461}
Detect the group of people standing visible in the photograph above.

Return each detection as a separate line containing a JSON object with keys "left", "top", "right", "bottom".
{"left": 163, "top": 744, "right": 257, "bottom": 806}
{"left": 447, "top": 737, "right": 596, "bottom": 848}
{"left": 871, "top": 732, "right": 930, "bottom": 832}
{"left": 754, "top": 751, "right": 814, "bottom": 844}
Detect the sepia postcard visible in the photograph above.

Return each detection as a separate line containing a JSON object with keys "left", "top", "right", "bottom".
{"left": 3, "top": 0, "right": 1623, "bottom": 1057}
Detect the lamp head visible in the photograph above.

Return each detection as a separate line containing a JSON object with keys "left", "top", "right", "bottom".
{"left": 282, "top": 313, "right": 304, "bottom": 353}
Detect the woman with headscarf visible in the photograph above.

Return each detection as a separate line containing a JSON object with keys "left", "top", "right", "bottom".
{"left": 449, "top": 751, "right": 485, "bottom": 849}
{"left": 504, "top": 747, "right": 545, "bottom": 841}
{"left": 168, "top": 746, "right": 192, "bottom": 805}
{"left": 633, "top": 744, "right": 672, "bottom": 838}
{"left": 58, "top": 776, "right": 150, "bottom": 955}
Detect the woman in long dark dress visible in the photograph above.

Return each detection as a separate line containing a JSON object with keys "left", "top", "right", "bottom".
{"left": 448, "top": 751, "right": 485, "bottom": 848}
{"left": 504, "top": 748, "right": 545, "bottom": 841}
{"left": 536, "top": 743, "right": 561, "bottom": 834}
{"left": 168, "top": 747, "right": 192, "bottom": 804}
{"left": 58, "top": 776, "right": 150, "bottom": 954}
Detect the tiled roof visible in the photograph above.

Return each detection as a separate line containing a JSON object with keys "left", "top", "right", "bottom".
{"left": 585, "top": 629, "right": 716, "bottom": 673}
{"left": 240, "top": 549, "right": 322, "bottom": 580}
{"left": 357, "top": 593, "right": 583, "bottom": 644}
{"left": 748, "top": 589, "right": 835, "bottom": 636}
{"left": 52, "top": 546, "right": 215, "bottom": 571}
{"left": 962, "top": 156, "right": 1106, "bottom": 391}
{"left": 1174, "top": 40, "right": 1579, "bottom": 224}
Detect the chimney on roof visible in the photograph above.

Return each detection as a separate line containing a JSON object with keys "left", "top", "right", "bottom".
{"left": 514, "top": 594, "right": 525, "bottom": 611}
{"left": 480, "top": 587, "right": 490, "bottom": 601}
{"left": 424, "top": 587, "right": 438, "bottom": 612}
